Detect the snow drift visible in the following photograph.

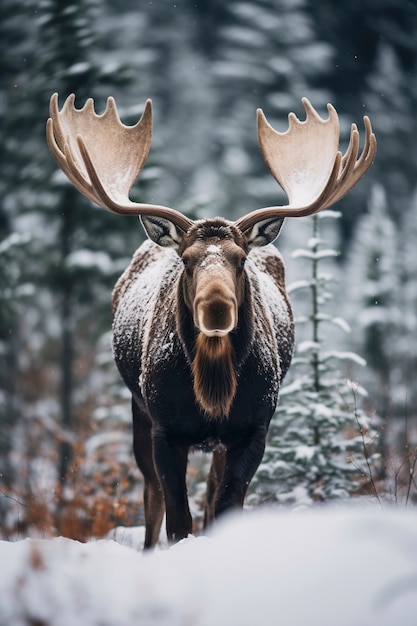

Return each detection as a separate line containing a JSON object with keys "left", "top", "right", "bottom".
{"left": 0, "top": 506, "right": 416, "bottom": 626}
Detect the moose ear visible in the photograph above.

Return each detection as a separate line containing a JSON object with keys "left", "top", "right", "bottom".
{"left": 140, "top": 216, "right": 186, "bottom": 251}
{"left": 243, "top": 217, "right": 285, "bottom": 249}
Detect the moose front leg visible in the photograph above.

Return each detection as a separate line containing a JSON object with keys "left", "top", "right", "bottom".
{"left": 152, "top": 433, "right": 192, "bottom": 543}
{"left": 215, "top": 429, "right": 267, "bottom": 517}
{"left": 204, "top": 444, "right": 226, "bottom": 528}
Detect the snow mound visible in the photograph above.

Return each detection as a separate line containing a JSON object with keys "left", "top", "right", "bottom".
{"left": 0, "top": 506, "right": 416, "bottom": 626}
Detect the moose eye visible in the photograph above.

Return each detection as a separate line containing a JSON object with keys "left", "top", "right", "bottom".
{"left": 240, "top": 257, "right": 247, "bottom": 268}
{"left": 182, "top": 257, "right": 189, "bottom": 269}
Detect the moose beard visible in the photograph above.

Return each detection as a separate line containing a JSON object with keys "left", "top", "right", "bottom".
{"left": 192, "top": 333, "right": 237, "bottom": 419}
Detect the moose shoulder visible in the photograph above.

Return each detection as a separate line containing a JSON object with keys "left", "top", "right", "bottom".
{"left": 47, "top": 94, "right": 376, "bottom": 548}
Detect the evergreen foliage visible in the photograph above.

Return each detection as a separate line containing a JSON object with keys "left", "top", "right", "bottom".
{"left": 253, "top": 213, "right": 368, "bottom": 504}
{"left": 397, "top": 189, "right": 417, "bottom": 413}
{"left": 0, "top": 0, "right": 145, "bottom": 527}
{"left": 310, "top": 0, "right": 417, "bottom": 239}
{"left": 344, "top": 186, "right": 399, "bottom": 415}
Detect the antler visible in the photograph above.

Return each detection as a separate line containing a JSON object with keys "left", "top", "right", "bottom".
{"left": 47, "top": 93, "right": 375, "bottom": 238}
{"left": 46, "top": 93, "right": 194, "bottom": 232}
{"left": 234, "top": 97, "right": 376, "bottom": 232}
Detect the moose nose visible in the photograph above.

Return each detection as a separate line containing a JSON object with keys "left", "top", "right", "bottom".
{"left": 195, "top": 293, "right": 237, "bottom": 337}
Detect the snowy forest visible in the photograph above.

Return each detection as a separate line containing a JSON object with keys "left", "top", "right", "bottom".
{"left": 1, "top": 0, "right": 417, "bottom": 545}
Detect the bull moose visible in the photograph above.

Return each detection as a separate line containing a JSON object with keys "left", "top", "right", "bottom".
{"left": 47, "top": 94, "right": 376, "bottom": 547}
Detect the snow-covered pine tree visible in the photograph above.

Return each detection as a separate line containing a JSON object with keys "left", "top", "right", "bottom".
{"left": 363, "top": 41, "right": 417, "bottom": 215}
{"left": 0, "top": 0, "right": 151, "bottom": 538}
{"left": 252, "top": 212, "right": 368, "bottom": 505}
{"left": 344, "top": 185, "right": 400, "bottom": 417}
{"left": 397, "top": 187, "right": 417, "bottom": 415}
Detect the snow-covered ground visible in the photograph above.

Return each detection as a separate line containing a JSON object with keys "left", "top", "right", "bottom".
{"left": 0, "top": 505, "right": 416, "bottom": 626}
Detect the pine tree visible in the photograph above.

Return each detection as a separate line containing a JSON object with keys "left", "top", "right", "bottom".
{"left": 1, "top": 0, "right": 142, "bottom": 501}
{"left": 0, "top": 0, "right": 43, "bottom": 521}
{"left": 397, "top": 188, "right": 417, "bottom": 414}
{"left": 365, "top": 43, "right": 417, "bottom": 214}
{"left": 309, "top": 0, "right": 417, "bottom": 239}
{"left": 252, "top": 213, "right": 367, "bottom": 505}
{"left": 344, "top": 185, "right": 400, "bottom": 416}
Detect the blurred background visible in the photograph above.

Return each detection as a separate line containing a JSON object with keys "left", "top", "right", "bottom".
{"left": 1, "top": 0, "right": 417, "bottom": 538}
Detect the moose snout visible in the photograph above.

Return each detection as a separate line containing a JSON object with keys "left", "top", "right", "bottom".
{"left": 194, "top": 290, "right": 237, "bottom": 337}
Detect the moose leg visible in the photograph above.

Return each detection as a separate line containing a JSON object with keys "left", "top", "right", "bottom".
{"left": 132, "top": 398, "right": 164, "bottom": 549}
{"left": 204, "top": 444, "right": 226, "bottom": 528}
{"left": 215, "top": 430, "right": 267, "bottom": 517}
{"left": 152, "top": 434, "right": 192, "bottom": 543}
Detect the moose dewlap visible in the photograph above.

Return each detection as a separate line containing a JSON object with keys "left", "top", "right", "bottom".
{"left": 47, "top": 93, "right": 376, "bottom": 547}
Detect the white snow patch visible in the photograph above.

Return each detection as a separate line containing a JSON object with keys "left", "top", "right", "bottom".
{"left": 0, "top": 507, "right": 416, "bottom": 626}
{"left": 200, "top": 245, "right": 224, "bottom": 268}
{"left": 206, "top": 245, "right": 222, "bottom": 255}
{"left": 322, "top": 350, "right": 367, "bottom": 367}
{"left": 294, "top": 445, "right": 316, "bottom": 461}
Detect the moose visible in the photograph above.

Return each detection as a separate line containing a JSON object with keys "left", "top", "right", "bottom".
{"left": 47, "top": 93, "right": 376, "bottom": 547}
